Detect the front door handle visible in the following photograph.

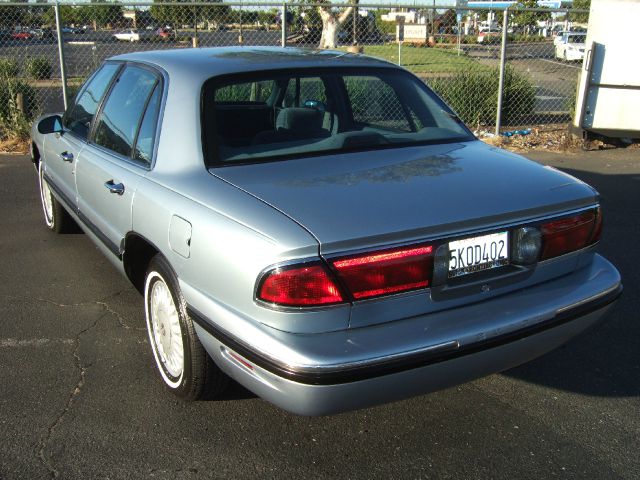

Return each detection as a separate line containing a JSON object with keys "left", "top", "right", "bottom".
{"left": 60, "top": 151, "right": 73, "bottom": 162}
{"left": 104, "top": 180, "right": 125, "bottom": 196}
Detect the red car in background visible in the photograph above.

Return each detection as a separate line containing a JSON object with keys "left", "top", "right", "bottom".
{"left": 156, "top": 27, "right": 175, "bottom": 40}
{"left": 12, "top": 31, "right": 33, "bottom": 40}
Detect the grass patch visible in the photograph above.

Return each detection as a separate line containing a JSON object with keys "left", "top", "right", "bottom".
{"left": 347, "top": 44, "right": 489, "bottom": 75}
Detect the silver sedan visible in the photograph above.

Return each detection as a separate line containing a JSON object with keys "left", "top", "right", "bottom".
{"left": 31, "top": 47, "right": 621, "bottom": 415}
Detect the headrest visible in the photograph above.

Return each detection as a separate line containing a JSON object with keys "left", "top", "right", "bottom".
{"left": 276, "top": 107, "right": 323, "bottom": 133}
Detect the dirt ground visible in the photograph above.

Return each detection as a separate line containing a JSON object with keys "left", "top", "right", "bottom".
{"left": 478, "top": 122, "right": 640, "bottom": 153}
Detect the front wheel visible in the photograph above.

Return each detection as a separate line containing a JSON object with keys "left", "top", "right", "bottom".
{"left": 144, "top": 255, "right": 228, "bottom": 400}
{"left": 38, "top": 162, "right": 73, "bottom": 233}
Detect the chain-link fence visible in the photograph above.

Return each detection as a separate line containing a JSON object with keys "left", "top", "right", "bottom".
{"left": 0, "top": 1, "right": 589, "bottom": 138}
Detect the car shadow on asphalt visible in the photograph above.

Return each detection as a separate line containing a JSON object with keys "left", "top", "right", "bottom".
{"left": 502, "top": 167, "right": 639, "bottom": 398}
{"left": 206, "top": 379, "right": 257, "bottom": 402}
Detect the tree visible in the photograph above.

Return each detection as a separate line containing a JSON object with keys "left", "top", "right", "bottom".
{"left": 256, "top": 10, "right": 278, "bottom": 27}
{"left": 571, "top": 0, "right": 591, "bottom": 23}
{"left": 41, "top": 4, "right": 77, "bottom": 27}
{"left": 0, "top": 0, "right": 28, "bottom": 28}
{"left": 200, "top": 1, "right": 230, "bottom": 27}
{"left": 512, "top": 0, "right": 551, "bottom": 34}
{"left": 438, "top": 9, "right": 457, "bottom": 34}
{"left": 317, "top": 0, "right": 358, "bottom": 49}
{"left": 150, "top": 0, "right": 191, "bottom": 28}
{"left": 77, "top": 1, "right": 123, "bottom": 29}
{"left": 151, "top": 0, "right": 228, "bottom": 29}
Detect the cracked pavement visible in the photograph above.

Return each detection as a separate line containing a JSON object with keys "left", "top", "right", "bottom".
{"left": 1, "top": 150, "right": 639, "bottom": 480}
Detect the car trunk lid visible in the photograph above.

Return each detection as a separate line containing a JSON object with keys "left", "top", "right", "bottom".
{"left": 210, "top": 141, "right": 597, "bottom": 254}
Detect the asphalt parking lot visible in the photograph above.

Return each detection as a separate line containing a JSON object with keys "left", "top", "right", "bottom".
{"left": 1, "top": 147, "right": 638, "bottom": 479}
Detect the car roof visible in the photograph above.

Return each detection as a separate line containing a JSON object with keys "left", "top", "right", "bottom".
{"left": 109, "top": 47, "right": 398, "bottom": 80}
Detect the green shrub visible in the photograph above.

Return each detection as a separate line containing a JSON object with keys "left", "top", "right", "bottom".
{"left": 0, "top": 75, "right": 37, "bottom": 139}
{"left": 0, "top": 58, "right": 20, "bottom": 78}
{"left": 428, "top": 65, "right": 536, "bottom": 126}
{"left": 25, "top": 56, "right": 53, "bottom": 80}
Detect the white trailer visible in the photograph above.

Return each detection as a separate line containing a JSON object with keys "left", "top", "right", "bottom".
{"left": 573, "top": 0, "right": 640, "bottom": 141}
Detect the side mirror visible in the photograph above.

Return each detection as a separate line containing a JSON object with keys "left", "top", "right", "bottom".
{"left": 37, "top": 115, "right": 63, "bottom": 135}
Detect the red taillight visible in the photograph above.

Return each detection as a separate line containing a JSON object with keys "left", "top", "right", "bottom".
{"left": 257, "top": 264, "right": 344, "bottom": 307}
{"left": 331, "top": 245, "right": 434, "bottom": 300}
{"left": 540, "top": 208, "right": 601, "bottom": 260}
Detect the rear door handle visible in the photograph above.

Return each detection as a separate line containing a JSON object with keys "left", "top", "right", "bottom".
{"left": 59, "top": 151, "right": 73, "bottom": 162}
{"left": 104, "top": 180, "right": 125, "bottom": 195}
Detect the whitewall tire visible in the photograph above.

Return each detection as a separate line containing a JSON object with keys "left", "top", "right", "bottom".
{"left": 144, "top": 255, "right": 228, "bottom": 400}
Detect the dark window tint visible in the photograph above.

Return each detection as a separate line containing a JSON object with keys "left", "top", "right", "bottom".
{"left": 283, "top": 77, "right": 327, "bottom": 107}
{"left": 344, "top": 76, "right": 411, "bottom": 132}
{"left": 203, "top": 68, "right": 472, "bottom": 165}
{"left": 93, "top": 66, "right": 158, "bottom": 158}
{"left": 215, "top": 80, "right": 274, "bottom": 103}
{"left": 64, "top": 63, "right": 120, "bottom": 139}
{"left": 133, "top": 84, "right": 161, "bottom": 165}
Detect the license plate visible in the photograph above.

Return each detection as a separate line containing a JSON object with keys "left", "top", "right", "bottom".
{"left": 448, "top": 232, "right": 509, "bottom": 278}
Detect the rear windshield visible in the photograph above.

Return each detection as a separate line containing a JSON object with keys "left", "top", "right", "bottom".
{"left": 202, "top": 67, "right": 473, "bottom": 165}
{"left": 568, "top": 35, "right": 586, "bottom": 43}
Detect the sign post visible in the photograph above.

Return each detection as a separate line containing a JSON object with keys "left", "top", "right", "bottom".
{"left": 396, "top": 16, "right": 405, "bottom": 66}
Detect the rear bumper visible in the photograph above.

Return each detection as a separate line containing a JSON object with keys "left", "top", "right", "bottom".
{"left": 188, "top": 254, "right": 621, "bottom": 415}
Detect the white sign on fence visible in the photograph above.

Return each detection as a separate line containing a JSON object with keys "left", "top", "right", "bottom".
{"left": 395, "top": 24, "right": 428, "bottom": 43}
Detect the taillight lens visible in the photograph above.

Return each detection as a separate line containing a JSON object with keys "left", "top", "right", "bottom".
{"left": 331, "top": 245, "right": 434, "bottom": 300}
{"left": 257, "top": 264, "right": 344, "bottom": 307}
{"left": 540, "top": 207, "right": 601, "bottom": 260}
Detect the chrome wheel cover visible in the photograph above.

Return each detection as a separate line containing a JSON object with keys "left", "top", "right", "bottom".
{"left": 39, "top": 166, "right": 54, "bottom": 227}
{"left": 146, "top": 273, "right": 184, "bottom": 385}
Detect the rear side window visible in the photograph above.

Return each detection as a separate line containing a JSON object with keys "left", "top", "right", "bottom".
{"left": 93, "top": 66, "right": 159, "bottom": 160}
{"left": 133, "top": 84, "right": 161, "bottom": 165}
{"left": 64, "top": 63, "right": 120, "bottom": 139}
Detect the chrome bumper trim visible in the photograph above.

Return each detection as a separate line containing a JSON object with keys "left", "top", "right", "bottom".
{"left": 188, "top": 282, "right": 621, "bottom": 386}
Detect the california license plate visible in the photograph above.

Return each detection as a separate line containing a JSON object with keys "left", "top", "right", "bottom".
{"left": 448, "top": 232, "right": 509, "bottom": 278}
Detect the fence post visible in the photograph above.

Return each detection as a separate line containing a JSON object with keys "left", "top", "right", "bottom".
{"left": 495, "top": 8, "right": 509, "bottom": 136}
{"left": 16, "top": 93, "right": 24, "bottom": 114}
{"left": 193, "top": 5, "right": 198, "bottom": 48}
{"left": 54, "top": 1, "right": 68, "bottom": 110}
{"left": 281, "top": 3, "right": 287, "bottom": 47}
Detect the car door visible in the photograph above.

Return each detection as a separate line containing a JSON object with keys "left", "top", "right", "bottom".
{"left": 76, "top": 64, "right": 162, "bottom": 257}
{"left": 42, "top": 63, "right": 121, "bottom": 210}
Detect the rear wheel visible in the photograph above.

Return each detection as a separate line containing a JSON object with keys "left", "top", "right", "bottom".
{"left": 144, "top": 254, "right": 228, "bottom": 400}
{"left": 38, "top": 162, "right": 73, "bottom": 233}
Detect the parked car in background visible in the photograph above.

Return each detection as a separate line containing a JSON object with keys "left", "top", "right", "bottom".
{"left": 113, "top": 29, "right": 141, "bottom": 42}
{"left": 11, "top": 30, "right": 33, "bottom": 40}
{"left": 60, "top": 26, "right": 84, "bottom": 34}
{"left": 477, "top": 31, "right": 501, "bottom": 43}
{"left": 555, "top": 32, "right": 587, "bottom": 61}
{"left": 156, "top": 27, "right": 175, "bottom": 40}
{"left": 31, "top": 47, "right": 621, "bottom": 416}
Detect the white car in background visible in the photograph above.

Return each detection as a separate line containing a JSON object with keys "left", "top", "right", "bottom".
{"left": 555, "top": 32, "right": 587, "bottom": 61}
{"left": 113, "top": 29, "right": 141, "bottom": 42}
